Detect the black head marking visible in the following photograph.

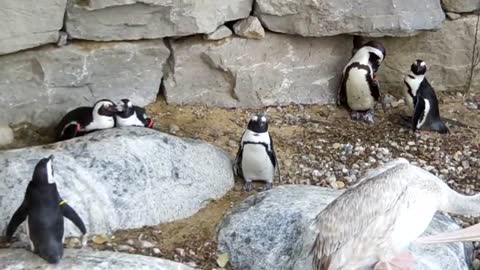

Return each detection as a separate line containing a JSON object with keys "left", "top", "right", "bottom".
{"left": 32, "top": 155, "right": 55, "bottom": 185}
{"left": 363, "top": 41, "right": 386, "bottom": 59}
{"left": 247, "top": 112, "right": 269, "bottom": 133}
{"left": 410, "top": 59, "right": 427, "bottom": 75}
{"left": 116, "top": 99, "right": 134, "bottom": 118}
{"left": 94, "top": 99, "right": 118, "bottom": 117}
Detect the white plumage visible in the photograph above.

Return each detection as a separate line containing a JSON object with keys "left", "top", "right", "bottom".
{"left": 240, "top": 130, "right": 275, "bottom": 183}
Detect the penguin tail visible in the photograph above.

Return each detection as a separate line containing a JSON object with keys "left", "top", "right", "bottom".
{"left": 431, "top": 121, "right": 449, "bottom": 134}
{"left": 415, "top": 223, "right": 480, "bottom": 244}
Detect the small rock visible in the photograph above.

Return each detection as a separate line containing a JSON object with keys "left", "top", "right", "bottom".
{"left": 204, "top": 25, "right": 233, "bottom": 41}
{"left": 64, "top": 237, "right": 81, "bottom": 248}
{"left": 116, "top": 244, "right": 135, "bottom": 252}
{"left": 175, "top": 248, "right": 186, "bottom": 257}
{"left": 462, "top": 161, "right": 470, "bottom": 169}
{"left": 135, "top": 240, "right": 155, "bottom": 249}
{"left": 169, "top": 124, "right": 180, "bottom": 134}
{"left": 0, "top": 125, "right": 13, "bottom": 146}
{"left": 126, "top": 239, "right": 135, "bottom": 246}
{"left": 233, "top": 16, "right": 265, "bottom": 39}
{"left": 153, "top": 248, "right": 161, "bottom": 255}
{"left": 391, "top": 99, "right": 405, "bottom": 108}
{"left": 465, "top": 102, "right": 478, "bottom": 110}
{"left": 332, "top": 143, "right": 342, "bottom": 149}
{"left": 407, "top": 141, "right": 415, "bottom": 146}
{"left": 473, "top": 258, "right": 480, "bottom": 270}
{"left": 92, "top": 235, "right": 109, "bottom": 245}
{"left": 446, "top": 12, "right": 461, "bottom": 20}
{"left": 335, "top": 181, "right": 345, "bottom": 189}
{"left": 56, "top": 31, "right": 69, "bottom": 47}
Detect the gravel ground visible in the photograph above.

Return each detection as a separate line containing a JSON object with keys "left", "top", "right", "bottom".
{"left": 1, "top": 92, "right": 479, "bottom": 269}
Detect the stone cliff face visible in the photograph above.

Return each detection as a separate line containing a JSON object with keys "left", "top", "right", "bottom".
{"left": 0, "top": 0, "right": 478, "bottom": 127}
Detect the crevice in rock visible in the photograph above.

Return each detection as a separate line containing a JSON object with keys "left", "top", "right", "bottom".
{"left": 57, "top": 0, "right": 70, "bottom": 46}
{"left": 159, "top": 38, "right": 175, "bottom": 102}
{"left": 200, "top": 52, "right": 240, "bottom": 102}
{"left": 466, "top": 13, "right": 480, "bottom": 95}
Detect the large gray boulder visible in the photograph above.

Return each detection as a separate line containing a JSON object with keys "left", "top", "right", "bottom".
{"left": 254, "top": 0, "right": 445, "bottom": 37}
{"left": 0, "top": 0, "right": 67, "bottom": 56}
{"left": 366, "top": 15, "right": 480, "bottom": 96}
{"left": 66, "top": 0, "right": 253, "bottom": 41}
{"left": 163, "top": 33, "right": 352, "bottom": 108}
{"left": 0, "top": 248, "right": 195, "bottom": 269}
{"left": 0, "top": 40, "right": 168, "bottom": 127}
{"left": 217, "top": 185, "right": 473, "bottom": 270}
{"left": 0, "top": 128, "right": 234, "bottom": 237}
{"left": 442, "top": 0, "right": 480, "bottom": 13}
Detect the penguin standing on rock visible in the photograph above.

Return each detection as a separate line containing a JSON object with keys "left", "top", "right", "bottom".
{"left": 55, "top": 99, "right": 118, "bottom": 141}
{"left": 5, "top": 155, "right": 87, "bottom": 264}
{"left": 115, "top": 99, "right": 154, "bottom": 128}
{"left": 233, "top": 113, "right": 280, "bottom": 191}
{"left": 338, "top": 41, "right": 386, "bottom": 124}
{"left": 403, "top": 60, "right": 449, "bottom": 134}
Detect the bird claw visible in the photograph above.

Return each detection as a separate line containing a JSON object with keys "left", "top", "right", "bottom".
{"left": 263, "top": 182, "right": 273, "bottom": 191}
{"left": 243, "top": 181, "right": 253, "bottom": 192}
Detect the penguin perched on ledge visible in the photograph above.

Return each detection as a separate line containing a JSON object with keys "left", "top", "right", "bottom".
{"left": 55, "top": 99, "right": 118, "bottom": 141}
{"left": 403, "top": 60, "right": 449, "bottom": 134}
{"left": 338, "top": 41, "right": 386, "bottom": 124}
{"left": 114, "top": 99, "right": 154, "bottom": 128}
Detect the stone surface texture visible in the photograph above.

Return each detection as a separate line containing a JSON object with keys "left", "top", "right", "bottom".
{"left": 0, "top": 0, "right": 67, "bottom": 55}
{"left": 367, "top": 15, "right": 480, "bottom": 96}
{"left": 254, "top": 0, "right": 445, "bottom": 37}
{"left": 233, "top": 16, "right": 266, "bottom": 39}
{"left": 0, "top": 128, "right": 234, "bottom": 237}
{"left": 0, "top": 249, "right": 195, "bottom": 270}
{"left": 164, "top": 33, "right": 352, "bottom": 108}
{"left": 0, "top": 126, "right": 14, "bottom": 146}
{"left": 204, "top": 26, "right": 233, "bottom": 41}
{"left": 217, "top": 185, "right": 473, "bottom": 270}
{"left": 0, "top": 40, "right": 169, "bottom": 127}
{"left": 442, "top": 0, "right": 480, "bottom": 13}
{"left": 66, "top": 0, "right": 254, "bottom": 41}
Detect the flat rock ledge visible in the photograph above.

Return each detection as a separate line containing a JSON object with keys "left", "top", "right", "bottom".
{"left": 0, "top": 127, "right": 234, "bottom": 237}
{"left": 217, "top": 185, "right": 473, "bottom": 270}
{"left": 0, "top": 248, "right": 195, "bottom": 270}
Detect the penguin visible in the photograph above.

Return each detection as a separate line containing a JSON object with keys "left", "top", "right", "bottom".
{"left": 55, "top": 99, "right": 118, "bottom": 141}
{"left": 403, "top": 60, "right": 449, "bottom": 134}
{"left": 338, "top": 41, "right": 386, "bottom": 124}
{"left": 233, "top": 113, "right": 280, "bottom": 191}
{"left": 115, "top": 99, "right": 154, "bottom": 128}
{"left": 5, "top": 155, "right": 86, "bottom": 264}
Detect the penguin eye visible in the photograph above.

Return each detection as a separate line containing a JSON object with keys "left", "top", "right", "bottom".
{"left": 261, "top": 116, "right": 267, "bottom": 122}
{"left": 252, "top": 116, "right": 258, "bottom": 121}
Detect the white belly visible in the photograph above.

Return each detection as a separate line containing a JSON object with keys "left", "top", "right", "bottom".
{"left": 241, "top": 144, "right": 274, "bottom": 182}
{"left": 402, "top": 87, "right": 415, "bottom": 114}
{"left": 116, "top": 113, "right": 144, "bottom": 127}
{"left": 346, "top": 68, "right": 374, "bottom": 111}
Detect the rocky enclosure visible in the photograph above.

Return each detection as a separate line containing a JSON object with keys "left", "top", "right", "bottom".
{"left": 0, "top": 0, "right": 478, "bottom": 127}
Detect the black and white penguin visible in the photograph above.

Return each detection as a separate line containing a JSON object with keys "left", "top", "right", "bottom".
{"left": 338, "top": 41, "right": 386, "bottom": 124}
{"left": 55, "top": 99, "right": 118, "bottom": 141}
{"left": 5, "top": 155, "right": 86, "bottom": 264}
{"left": 403, "top": 60, "right": 449, "bottom": 134}
{"left": 115, "top": 99, "right": 154, "bottom": 128}
{"left": 233, "top": 113, "right": 280, "bottom": 191}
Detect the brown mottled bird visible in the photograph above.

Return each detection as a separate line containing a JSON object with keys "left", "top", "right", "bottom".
{"left": 311, "top": 158, "right": 480, "bottom": 270}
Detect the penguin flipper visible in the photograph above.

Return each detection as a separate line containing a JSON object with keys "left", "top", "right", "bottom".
{"left": 6, "top": 201, "right": 28, "bottom": 240}
{"left": 58, "top": 122, "right": 80, "bottom": 141}
{"left": 412, "top": 98, "right": 426, "bottom": 132}
{"left": 62, "top": 203, "right": 87, "bottom": 235}
{"left": 337, "top": 75, "right": 348, "bottom": 107}
{"left": 233, "top": 145, "right": 243, "bottom": 178}
{"left": 268, "top": 134, "right": 281, "bottom": 183}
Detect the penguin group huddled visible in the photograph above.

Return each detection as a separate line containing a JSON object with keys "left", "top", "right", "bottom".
{"left": 2, "top": 39, "right": 462, "bottom": 266}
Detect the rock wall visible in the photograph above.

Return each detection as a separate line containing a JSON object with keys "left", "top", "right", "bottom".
{"left": 0, "top": 0, "right": 479, "bottom": 127}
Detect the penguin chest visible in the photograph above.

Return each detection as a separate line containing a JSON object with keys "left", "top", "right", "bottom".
{"left": 116, "top": 113, "right": 145, "bottom": 127}
{"left": 345, "top": 68, "right": 374, "bottom": 111}
{"left": 84, "top": 116, "right": 114, "bottom": 131}
{"left": 241, "top": 144, "right": 274, "bottom": 182}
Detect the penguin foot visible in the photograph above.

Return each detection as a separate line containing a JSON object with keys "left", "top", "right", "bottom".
{"left": 350, "top": 111, "right": 362, "bottom": 121}
{"left": 243, "top": 180, "right": 253, "bottom": 192}
{"left": 362, "top": 111, "right": 375, "bottom": 124}
{"left": 263, "top": 182, "right": 273, "bottom": 191}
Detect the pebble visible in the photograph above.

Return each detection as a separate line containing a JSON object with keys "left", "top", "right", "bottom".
{"left": 175, "top": 248, "right": 186, "bottom": 257}
{"left": 332, "top": 143, "right": 342, "bottom": 149}
{"left": 335, "top": 181, "right": 345, "bottom": 189}
{"left": 169, "top": 124, "right": 180, "bottom": 134}
{"left": 117, "top": 244, "right": 135, "bottom": 252}
{"left": 407, "top": 141, "right": 415, "bottom": 146}
{"left": 153, "top": 248, "right": 161, "bottom": 255}
{"left": 473, "top": 258, "right": 480, "bottom": 270}
{"left": 135, "top": 240, "right": 155, "bottom": 249}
